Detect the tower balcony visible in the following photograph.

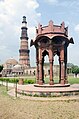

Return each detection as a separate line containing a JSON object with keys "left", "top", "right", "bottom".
{"left": 19, "top": 49, "right": 30, "bottom": 53}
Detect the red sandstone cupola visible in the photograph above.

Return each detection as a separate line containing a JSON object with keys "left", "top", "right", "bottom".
{"left": 19, "top": 16, "right": 30, "bottom": 67}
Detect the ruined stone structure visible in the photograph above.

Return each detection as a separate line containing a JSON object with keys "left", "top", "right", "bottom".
{"left": 31, "top": 21, "right": 74, "bottom": 85}
{"left": 19, "top": 16, "right": 30, "bottom": 67}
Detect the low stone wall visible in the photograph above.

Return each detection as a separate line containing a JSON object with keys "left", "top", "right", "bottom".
{"left": 17, "top": 89, "right": 79, "bottom": 97}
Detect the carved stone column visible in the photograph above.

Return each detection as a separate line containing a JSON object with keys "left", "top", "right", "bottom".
{"left": 60, "top": 61, "right": 65, "bottom": 84}
{"left": 36, "top": 49, "right": 39, "bottom": 84}
{"left": 49, "top": 48, "right": 54, "bottom": 85}
{"left": 39, "top": 60, "right": 43, "bottom": 85}
{"left": 42, "top": 57, "right": 44, "bottom": 83}
{"left": 60, "top": 46, "right": 65, "bottom": 84}
{"left": 38, "top": 48, "right": 43, "bottom": 85}
{"left": 49, "top": 59, "right": 54, "bottom": 85}
{"left": 64, "top": 61, "right": 68, "bottom": 84}
{"left": 64, "top": 47, "right": 68, "bottom": 84}
{"left": 36, "top": 61, "right": 39, "bottom": 84}
{"left": 59, "top": 57, "right": 61, "bottom": 83}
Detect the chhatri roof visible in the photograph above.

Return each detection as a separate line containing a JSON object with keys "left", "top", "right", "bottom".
{"left": 30, "top": 20, "right": 74, "bottom": 46}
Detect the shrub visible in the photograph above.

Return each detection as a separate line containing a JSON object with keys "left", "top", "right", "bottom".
{"left": 27, "top": 79, "right": 35, "bottom": 84}
{"left": 0, "top": 78, "right": 35, "bottom": 84}
{"left": 0, "top": 78, "right": 18, "bottom": 83}
{"left": 24, "top": 79, "right": 35, "bottom": 84}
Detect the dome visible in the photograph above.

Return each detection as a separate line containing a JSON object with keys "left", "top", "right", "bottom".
{"left": 13, "top": 64, "right": 22, "bottom": 69}
{"left": 5, "top": 58, "right": 18, "bottom": 65}
{"left": 12, "top": 64, "right": 24, "bottom": 73}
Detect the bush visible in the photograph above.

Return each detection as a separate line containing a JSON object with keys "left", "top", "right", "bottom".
{"left": 27, "top": 79, "right": 35, "bottom": 84}
{"left": 0, "top": 78, "right": 35, "bottom": 84}
{"left": 0, "top": 78, "right": 18, "bottom": 83}
{"left": 0, "top": 78, "right": 4, "bottom": 82}
{"left": 24, "top": 79, "right": 35, "bottom": 84}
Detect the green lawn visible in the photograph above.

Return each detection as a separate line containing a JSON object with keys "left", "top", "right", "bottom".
{"left": 68, "top": 76, "right": 79, "bottom": 84}
{"left": 0, "top": 75, "right": 79, "bottom": 84}
{"left": 43, "top": 76, "right": 79, "bottom": 84}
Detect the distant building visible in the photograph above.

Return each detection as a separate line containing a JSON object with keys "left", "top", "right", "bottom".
{"left": 2, "top": 58, "right": 59, "bottom": 77}
{"left": 2, "top": 58, "right": 18, "bottom": 76}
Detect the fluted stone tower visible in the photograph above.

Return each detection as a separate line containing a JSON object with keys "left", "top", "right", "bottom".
{"left": 19, "top": 16, "right": 30, "bottom": 67}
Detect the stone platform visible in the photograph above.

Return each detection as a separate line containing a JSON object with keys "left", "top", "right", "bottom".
{"left": 34, "top": 83, "right": 70, "bottom": 88}
{"left": 17, "top": 84, "right": 79, "bottom": 97}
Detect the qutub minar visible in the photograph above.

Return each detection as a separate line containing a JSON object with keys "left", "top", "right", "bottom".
{"left": 19, "top": 16, "right": 30, "bottom": 67}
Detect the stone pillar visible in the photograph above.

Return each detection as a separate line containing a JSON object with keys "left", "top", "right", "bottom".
{"left": 60, "top": 61, "right": 65, "bottom": 84}
{"left": 59, "top": 57, "right": 61, "bottom": 83}
{"left": 36, "top": 49, "right": 39, "bottom": 84}
{"left": 64, "top": 61, "right": 68, "bottom": 84}
{"left": 60, "top": 46, "right": 65, "bottom": 84}
{"left": 42, "top": 57, "right": 44, "bottom": 83}
{"left": 64, "top": 47, "right": 68, "bottom": 84}
{"left": 49, "top": 59, "right": 54, "bottom": 85}
{"left": 38, "top": 48, "right": 43, "bottom": 85}
{"left": 36, "top": 61, "right": 39, "bottom": 84}
{"left": 49, "top": 49, "right": 54, "bottom": 85}
{"left": 39, "top": 60, "right": 43, "bottom": 85}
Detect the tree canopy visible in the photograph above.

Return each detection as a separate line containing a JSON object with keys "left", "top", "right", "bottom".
{"left": 72, "top": 65, "right": 79, "bottom": 75}
{"left": 0, "top": 65, "right": 3, "bottom": 72}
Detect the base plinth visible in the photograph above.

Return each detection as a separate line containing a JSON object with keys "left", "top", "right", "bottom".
{"left": 16, "top": 84, "right": 79, "bottom": 97}
{"left": 34, "top": 83, "right": 70, "bottom": 88}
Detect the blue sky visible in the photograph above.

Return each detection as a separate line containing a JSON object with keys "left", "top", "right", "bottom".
{"left": 0, "top": 0, "right": 79, "bottom": 66}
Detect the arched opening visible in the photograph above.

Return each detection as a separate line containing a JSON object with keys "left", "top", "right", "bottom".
{"left": 52, "top": 36, "right": 66, "bottom": 84}
{"left": 42, "top": 50, "right": 49, "bottom": 84}
{"left": 53, "top": 54, "right": 59, "bottom": 83}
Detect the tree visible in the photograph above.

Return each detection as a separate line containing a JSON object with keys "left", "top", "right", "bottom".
{"left": 67, "top": 63, "right": 74, "bottom": 67}
{"left": 72, "top": 65, "right": 79, "bottom": 77}
{"left": 67, "top": 63, "right": 74, "bottom": 74}
{"left": 0, "top": 65, "right": 3, "bottom": 72}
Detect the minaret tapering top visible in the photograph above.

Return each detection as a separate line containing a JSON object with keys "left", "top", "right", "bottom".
{"left": 20, "top": 16, "right": 28, "bottom": 39}
{"left": 22, "top": 16, "right": 27, "bottom": 28}
{"left": 22, "top": 16, "right": 27, "bottom": 23}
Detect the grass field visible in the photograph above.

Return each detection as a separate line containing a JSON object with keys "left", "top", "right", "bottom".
{"left": 0, "top": 86, "right": 79, "bottom": 119}
{"left": 43, "top": 76, "right": 79, "bottom": 84}
{"left": 68, "top": 76, "right": 79, "bottom": 84}
{"left": 20, "top": 75, "right": 79, "bottom": 84}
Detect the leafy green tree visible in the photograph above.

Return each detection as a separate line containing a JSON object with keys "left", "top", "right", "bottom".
{"left": 67, "top": 63, "right": 74, "bottom": 74}
{"left": 0, "top": 65, "right": 3, "bottom": 72}
{"left": 72, "top": 65, "right": 79, "bottom": 77}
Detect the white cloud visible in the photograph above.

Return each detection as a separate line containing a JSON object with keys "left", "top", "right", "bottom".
{"left": 45, "top": 0, "right": 79, "bottom": 8}
{"left": 0, "top": 0, "right": 40, "bottom": 66}
{"left": 44, "top": 0, "right": 58, "bottom": 4}
{"left": 75, "top": 24, "right": 79, "bottom": 33}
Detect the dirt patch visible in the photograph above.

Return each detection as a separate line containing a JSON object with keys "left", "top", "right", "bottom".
{"left": 0, "top": 86, "right": 79, "bottom": 119}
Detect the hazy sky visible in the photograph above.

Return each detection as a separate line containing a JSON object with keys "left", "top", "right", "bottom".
{"left": 0, "top": 0, "right": 79, "bottom": 66}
